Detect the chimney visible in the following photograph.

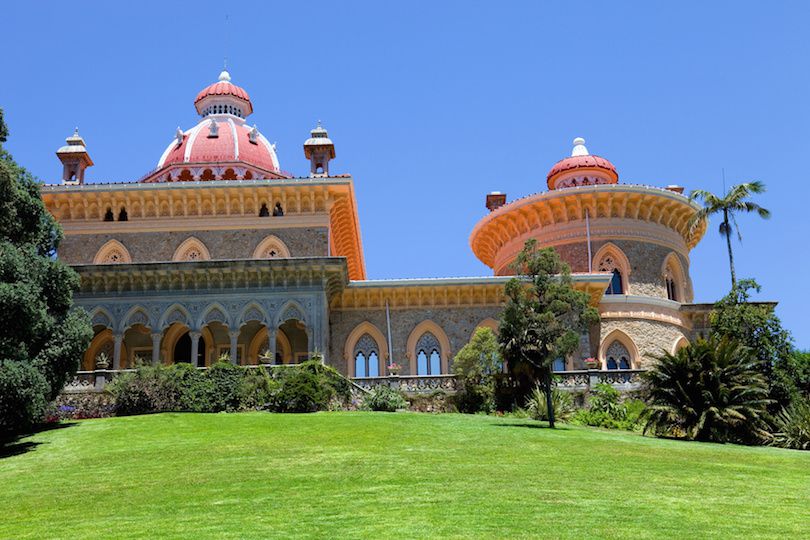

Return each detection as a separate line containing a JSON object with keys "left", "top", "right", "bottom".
{"left": 486, "top": 192, "right": 507, "bottom": 212}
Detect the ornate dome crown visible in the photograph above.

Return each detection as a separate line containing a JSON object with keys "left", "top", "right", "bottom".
{"left": 547, "top": 137, "right": 618, "bottom": 190}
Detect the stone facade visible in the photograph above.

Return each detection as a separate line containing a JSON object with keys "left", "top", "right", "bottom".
{"left": 58, "top": 227, "right": 328, "bottom": 264}
{"left": 329, "top": 306, "right": 501, "bottom": 376}
{"left": 599, "top": 318, "right": 687, "bottom": 369}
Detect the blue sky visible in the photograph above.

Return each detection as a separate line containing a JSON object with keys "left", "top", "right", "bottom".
{"left": 3, "top": 1, "right": 808, "bottom": 348}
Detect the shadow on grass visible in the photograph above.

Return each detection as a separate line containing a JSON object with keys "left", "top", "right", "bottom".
{"left": 492, "top": 422, "right": 571, "bottom": 430}
{"left": 0, "top": 422, "right": 77, "bottom": 460}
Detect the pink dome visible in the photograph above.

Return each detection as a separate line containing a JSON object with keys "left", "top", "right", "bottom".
{"left": 546, "top": 138, "right": 618, "bottom": 190}
{"left": 157, "top": 118, "right": 279, "bottom": 173}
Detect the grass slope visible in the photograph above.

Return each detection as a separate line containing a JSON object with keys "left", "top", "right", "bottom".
{"left": 1, "top": 412, "right": 808, "bottom": 539}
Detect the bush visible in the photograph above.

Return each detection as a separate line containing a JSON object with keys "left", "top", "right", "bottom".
{"left": 166, "top": 363, "right": 214, "bottom": 412}
{"left": 643, "top": 337, "right": 771, "bottom": 443}
{"left": 362, "top": 386, "right": 408, "bottom": 412}
{"left": 525, "top": 386, "right": 574, "bottom": 422}
{"left": 271, "top": 368, "right": 331, "bottom": 413}
{"left": 108, "top": 364, "right": 178, "bottom": 415}
{"left": 0, "top": 360, "right": 49, "bottom": 434}
{"left": 769, "top": 399, "right": 810, "bottom": 451}
{"left": 568, "top": 384, "right": 646, "bottom": 431}
{"left": 452, "top": 328, "right": 501, "bottom": 413}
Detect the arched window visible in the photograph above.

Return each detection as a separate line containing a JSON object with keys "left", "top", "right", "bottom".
{"left": 605, "top": 340, "right": 631, "bottom": 370}
{"left": 596, "top": 248, "right": 628, "bottom": 295}
{"left": 118, "top": 207, "right": 128, "bottom": 222}
{"left": 666, "top": 277, "right": 677, "bottom": 301}
{"left": 353, "top": 334, "right": 380, "bottom": 377}
{"left": 273, "top": 202, "right": 284, "bottom": 216}
{"left": 259, "top": 203, "right": 270, "bottom": 217}
{"left": 103, "top": 208, "right": 114, "bottom": 222}
{"left": 608, "top": 269, "right": 624, "bottom": 294}
{"left": 416, "top": 332, "right": 442, "bottom": 375}
{"left": 662, "top": 253, "right": 686, "bottom": 302}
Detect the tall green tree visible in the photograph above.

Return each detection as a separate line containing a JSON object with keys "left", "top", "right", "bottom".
{"left": 0, "top": 109, "right": 92, "bottom": 434}
{"left": 498, "top": 240, "right": 598, "bottom": 427}
{"left": 689, "top": 181, "right": 770, "bottom": 288}
{"left": 710, "top": 278, "right": 796, "bottom": 410}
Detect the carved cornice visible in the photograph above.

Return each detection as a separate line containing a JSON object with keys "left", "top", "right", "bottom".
{"left": 74, "top": 257, "right": 349, "bottom": 298}
{"left": 470, "top": 184, "right": 707, "bottom": 269}
{"left": 41, "top": 177, "right": 366, "bottom": 280}
{"left": 331, "top": 274, "right": 611, "bottom": 310}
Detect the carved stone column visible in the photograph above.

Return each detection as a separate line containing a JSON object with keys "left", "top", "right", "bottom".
{"left": 266, "top": 326, "right": 277, "bottom": 364}
{"left": 113, "top": 333, "right": 123, "bottom": 370}
{"left": 229, "top": 330, "right": 239, "bottom": 365}
{"left": 151, "top": 333, "right": 162, "bottom": 365}
{"left": 189, "top": 331, "right": 202, "bottom": 367}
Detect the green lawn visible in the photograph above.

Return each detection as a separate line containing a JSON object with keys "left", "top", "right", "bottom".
{"left": 1, "top": 412, "right": 808, "bottom": 539}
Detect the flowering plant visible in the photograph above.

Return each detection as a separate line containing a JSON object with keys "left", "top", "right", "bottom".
{"left": 387, "top": 363, "right": 401, "bottom": 375}
{"left": 583, "top": 357, "right": 599, "bottom": 368}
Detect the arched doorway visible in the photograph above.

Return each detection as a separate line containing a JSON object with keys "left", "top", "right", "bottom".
{"left": 173, "top": 332, "right": 206, "bottom": 365}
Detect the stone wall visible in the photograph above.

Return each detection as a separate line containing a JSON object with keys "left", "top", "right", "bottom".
{"left": 59, "top": 227, "right": 328, "bottom": 264}
{"left": 553, "top": 240, "right": 693, "bottom": 301}
{"left": 328, "top": 306, "right": 501, "bottom": 376}
{"left": 599, "top": 318, "right": 687, "bottom": 369}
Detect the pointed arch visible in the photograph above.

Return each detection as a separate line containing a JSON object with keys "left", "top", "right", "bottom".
{"left": 247, "top": 326, "right": 293, "bottom": 365}
{"left": 599, "top": 329, "right": 639, "bottom": 370}
{"left": 159, "top": 303, "right": 193, "bottom": 330}
{"left": 671, "top": 336, "right": 690, "bottom": 355}
{"left": 252, "top": 234, "right": 291, "bottom": 259}
{"left": 120, "top": 305, "right": 152, "bottom": 332}
{"left": 238, "top": 302, "right": 268, "bottom": 327}
{"left": 88, "top": 306, "right": 114, "bottom": 329}
{"left": 172, "top": 236, "right": 211, "bottom": 262}
{"left": 275, "top": 300, "right": 307, "bottom": 328}
{"left": 661, "top": 252, "right": 688, "bottom": 303}
{"left": 82, "top": 328, "right": 125, "bottom": 371}
{"left": 344, "top": 321, "right": 389, "bottom": 376}
{"left": 472, "top": 318, "right": 499, "bottom": 339}
{"left": 199, "top": 302, "right": 231, "bottom": 328}
{"left": 93, "top": 239, "right": 132, "bottom": 264}
{"left": 406, "top": 320, "right": 452, "bottom": 375}
{"left": 593, "top": 242, "right": 631, "bottom": 295}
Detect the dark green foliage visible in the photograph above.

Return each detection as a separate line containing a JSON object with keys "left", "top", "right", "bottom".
{"left": 643, "top": 337, "right": 771, "bottom": 443}
{"left": 270, "top": 368, "right": 330, "bottom": 413}
{"left": 108, "top": 365, "right": 178, "bottom": 415}
{"left": 0, "top": 361, "right": 50, "bottom": 432}
{"left": 570, "top": 384, "right": 646, "bottom": 431}
{"left": 769, "top": 399, "right": 810, "bottom": 451}
{"left": 294, "top": 359, "right": 351, "bottom": 403}
{"left": 361, "top": 386, "right": 408, "bottom": 412}
{"left": 498, "top": 240, "right": 598, "bottom": 425}
{"left": 710, "top": 279, "right": 796, "bottom": 410}
{"left": 207, "top": 361, "right": 247, "bottom": 412}
{"left": 452, "top": 327, "right": 501, "bottom": 413}
{"left": 0, "top": 110, "right": 92, "bottom": 433}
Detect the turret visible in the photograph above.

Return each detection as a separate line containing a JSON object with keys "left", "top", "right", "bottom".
{"left": 303, "top": 121, "right": 335, "bottom": 177}
{"left": 56, "top": 128, "right": 93, "bottom": 185}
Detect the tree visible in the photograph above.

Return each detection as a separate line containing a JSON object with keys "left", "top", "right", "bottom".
{"left": 710, "top": 278, "right": 796, "bottom": 410}
{"left": 498, "top": 240, "right": 598, "bottom": 427}
{"left": 643, "top": 336, "right": 771, "bottom": 443}
{"left": 0, "top": 109, "right": 92, "bottom": 434}
{"left": 452, "top": 327, "right": 502, "bottom": 413}
{"left": 689, "top": 181, "right": 770, "bottom": 288}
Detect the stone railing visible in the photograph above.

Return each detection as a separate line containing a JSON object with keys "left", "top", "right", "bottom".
{"left": 352, "top": 374, "right": 460, "bottom": 395}
{"left": 63, "top": 369, "right": 133, "bottom": 393}
{"left": 554, "top": 369, "right": 646, "bottom": 392}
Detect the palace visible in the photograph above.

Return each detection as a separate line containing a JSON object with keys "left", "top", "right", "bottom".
{"left": 42, "top": 70, "right": 710, "bottom": 389}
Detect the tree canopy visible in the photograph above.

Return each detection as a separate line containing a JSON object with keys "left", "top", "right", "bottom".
{"left": 498, "top": 240, "right": 598, "bottom": 426}
{"left": 0, "top": 109, "right": 92, "bottom": 434}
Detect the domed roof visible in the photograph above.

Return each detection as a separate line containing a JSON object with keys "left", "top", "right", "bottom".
{"left": 547, "top": 138, "right": 618, "bottom": 190}
{"left": 157, "top": 117, "right": 279, "bottom": 172}
{"left": 194, "top": 70, "right": 253, "bottom": 117}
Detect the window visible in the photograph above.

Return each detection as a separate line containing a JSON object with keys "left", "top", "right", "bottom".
{"left": 117, "top": 207, "right": 128, "bottom": 222}
{"left": 103, "top": 208, "right": 114, "bottom": 222}
{"left": 259, "top": 203, "right": 270, "bottom": 217}
{"left": 273, "top": 202, "right": 284, "bottom": 216}
{"left": 597, "top": 253, "right": 625, "bottom": 295}
{"left": 353, "top": 334, "right": 380, "bottom": 377}
{"left": 607, "top": 269, "right": 624, "bottom": 294}
{"left": 666, "top": 277, "right": 678, "bottom": 301}
{"left": 416, "top": 332, "right": 442, "bottom": 375}
{"left": 605, "top": 340, "right": 631, "bottom": 370}
{"left": 552, "top": 358, "right": 566, "bottom": 372}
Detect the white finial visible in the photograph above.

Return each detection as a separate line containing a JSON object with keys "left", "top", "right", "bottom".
{"left": 571, "top": 137, "right": 589, "bottom": 157}
{"left": 249, "top": 124, "right": 259, "bottom": 144}
{"left": 73, "top": 127, "right": 80, "bottom": 136}
{"left": 175, "top": 127, "right": 184, "bottom": 145}
{"left": 218, "top": 69, "right": 231, "bottom": 83}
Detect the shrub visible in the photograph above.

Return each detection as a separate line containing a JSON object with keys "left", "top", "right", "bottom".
{"left": 362, "top": 386, "right": 408, "bottom": 412}
{"left": 108, "top": 364, "right": 178, "bottom": 415}
{"left": 589, "top": 384, "right": 625, "bottom": 420}
{"left": 271, "top": 368, "right": 331, "bottom": 413}
{"left": 452, "top": 328, "right": 501, "bottom": 413}
{"left": 769, "top": 399, "right": 810, "bottom": 451}
{"left": 207, "top": 361, "right": 247, "bottom": 412}
{"left": 567, "top": 384, "right": 646, "bottom": 431}
{"left": 0, "top": 360, "right": 50, "bottom": 434}
{"left": 166, "top": 363, "right": 213, "bottom": 412}
{"left": 525, "top": 386, "right": 574, "bottom": 422}
{"left": 643, "top": 336, "right": 771, "bottom": 443}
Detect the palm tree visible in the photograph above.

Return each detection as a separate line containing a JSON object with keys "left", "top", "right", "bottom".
{"left": 689, "top": 181, "right": 770, "bottom": 288}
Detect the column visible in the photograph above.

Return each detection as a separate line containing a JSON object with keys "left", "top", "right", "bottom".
{"left": 151, "top": 332, "right": 162, "bottom": 365}
{"left": 112, "top": 333, "right": 123, "bottom": 370}
{"left": 266, "top": 327, "right": 277, "bottom": 364}
{"left": 229, "top": 330, "right": 239, "bottom": 365}
{"left": 190, "top": 331, "right": 202, "bottom": 367}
